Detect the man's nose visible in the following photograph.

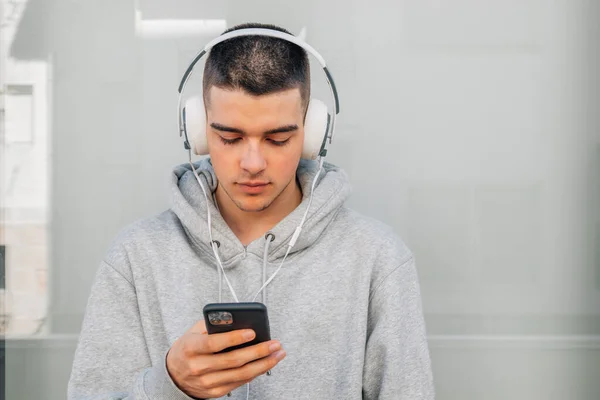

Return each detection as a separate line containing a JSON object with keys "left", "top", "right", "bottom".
{"left": 240, "top": 141, "right": 267, "bottom": 175}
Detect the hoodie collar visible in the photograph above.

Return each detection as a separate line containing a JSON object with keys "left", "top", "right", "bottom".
{"left": 170, "top": 158, "right": 352, "bottom": 266}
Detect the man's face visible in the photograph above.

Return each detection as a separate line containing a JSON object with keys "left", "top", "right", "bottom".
{"left": 206, "top": 86, "right": 305, "bottom": 212}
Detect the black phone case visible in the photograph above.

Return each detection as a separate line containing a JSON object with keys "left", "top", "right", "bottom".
{"left": 203, "top": 302, "right": 271, "bottom": 353}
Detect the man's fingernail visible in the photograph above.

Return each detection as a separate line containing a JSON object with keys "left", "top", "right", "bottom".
{"left": 274, "top": 350, "right": 286, "bottom": 360}
{"left": 243, "top": 330, "right": 255, "bottom": 340}
{"left": 269, "top": 342, "right": 281, "bottom": 352}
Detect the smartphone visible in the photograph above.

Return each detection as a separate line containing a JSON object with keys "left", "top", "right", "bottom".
{"left": 203, "top": 302, "right": 271, "bottom": 353}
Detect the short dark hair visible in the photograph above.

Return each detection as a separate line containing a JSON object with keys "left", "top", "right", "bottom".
{"left": 202, "top": 22, "right": 311, "bottom": 118}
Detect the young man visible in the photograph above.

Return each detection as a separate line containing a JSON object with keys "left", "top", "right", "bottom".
{"left": 68, "top": 23, "right": 434, "bottom": 400}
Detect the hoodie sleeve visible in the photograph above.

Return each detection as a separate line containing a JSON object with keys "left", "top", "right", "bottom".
{"left": 67, "top": 261, "right": 194, "bottom": 400}
{"left": 362, "top": 256, "right": 435, "bottom": 400}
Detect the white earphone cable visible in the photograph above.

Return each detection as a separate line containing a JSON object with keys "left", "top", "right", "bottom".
{"left": 189, "top": 155, "right": 240, "bottom": 303}
{"left": 188, "top": 154, "right": 324, "bottom": 305}
{"left": 251, "top": 158, "right": 323, "bottom": 301}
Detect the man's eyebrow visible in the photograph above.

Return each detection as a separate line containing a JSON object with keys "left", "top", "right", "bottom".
{"left": 210, "top": 123, "right": 244, "bottom": 134}
{"left": 264, "top": 124, "right": 298, "bottom": 134}
{"left": 210, "top": 122, "right": 298, "bottom": 135}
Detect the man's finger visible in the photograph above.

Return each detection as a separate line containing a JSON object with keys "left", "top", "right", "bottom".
{"left": 204, "top": 329, "right": 256, "bottom": 354}
{"left": 197, "top": 340, "right": 282, "bottom": 372}
{"left": 233, "top": 349, "right": 286, "bottom": 381}
{"left": 196, "top": 349, "right": 286, "bottom": 388}
{"left": 189, "top": 329, "right": 256, "bottom": 355}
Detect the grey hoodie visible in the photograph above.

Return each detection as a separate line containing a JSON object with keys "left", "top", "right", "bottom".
{"left": 68, "top": 158, "right": 434, "bottom": 400}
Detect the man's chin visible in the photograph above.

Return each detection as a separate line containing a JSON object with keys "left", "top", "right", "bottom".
{"left": 233, "top": 196, "right": 273, "bottom": 213}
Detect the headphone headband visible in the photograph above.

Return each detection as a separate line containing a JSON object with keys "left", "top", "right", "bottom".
{"left": 177, "top": 27, "right": 340, "bottom": 155}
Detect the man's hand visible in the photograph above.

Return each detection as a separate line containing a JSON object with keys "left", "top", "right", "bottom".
{"left": 166, "top": 320, "right": 286, "bottom": 399}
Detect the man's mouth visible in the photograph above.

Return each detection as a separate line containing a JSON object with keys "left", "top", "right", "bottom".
{"left": 238, "top": 182, "right": 269, "bottom": 187}
{"left": 237, "top": 182, "right": 270, "bottom": 194}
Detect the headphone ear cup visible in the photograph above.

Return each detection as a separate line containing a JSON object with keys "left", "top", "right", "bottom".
{"left": 183, "top": 95, "right": 208, "bottom": 155}
{"left": 302, "top": 98, "right": 329, "bottom": 160}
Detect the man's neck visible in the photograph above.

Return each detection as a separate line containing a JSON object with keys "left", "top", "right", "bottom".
{"left": 215, "top": 179, "right": 303, "bottom": 246}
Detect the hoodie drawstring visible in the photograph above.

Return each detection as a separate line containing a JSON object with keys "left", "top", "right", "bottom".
{"left": 218, "top": 255, "right": 222, "bottom": 303}
{"left": 214, "top": 234, "right": 275, "bottom": 306}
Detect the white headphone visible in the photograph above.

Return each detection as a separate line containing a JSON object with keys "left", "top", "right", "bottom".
{"left": 177, "top": 28, "right": 340, "bottom": 160}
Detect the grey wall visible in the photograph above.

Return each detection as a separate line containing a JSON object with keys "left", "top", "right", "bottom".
{"left": 4, "top": 0, "right": 600, "bottom": 398}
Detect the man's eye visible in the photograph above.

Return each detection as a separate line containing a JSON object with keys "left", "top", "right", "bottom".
{"left": 269, "top": 138, "right": 290, "bottom": 147}
{"left": 220, "top": 137, "right": 241, "bottom": 145}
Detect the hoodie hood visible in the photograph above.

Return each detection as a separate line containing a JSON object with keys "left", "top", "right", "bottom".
{"left": 169, "top": 158, "right": 352, "bottom": 266}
